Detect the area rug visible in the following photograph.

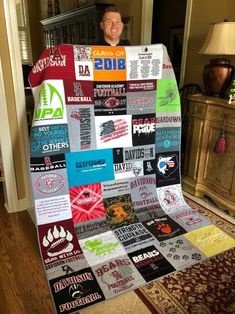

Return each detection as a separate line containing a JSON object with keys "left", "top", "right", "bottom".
{"left": 136, "top": 197, "right": 235, "bottom": 314}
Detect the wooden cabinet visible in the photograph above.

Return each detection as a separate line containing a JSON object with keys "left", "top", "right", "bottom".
{"left": 182, "top": 94, "right": 235, "bottom": 216}
{"left": 40, "top": 4, "right": 111, "bottom": 48}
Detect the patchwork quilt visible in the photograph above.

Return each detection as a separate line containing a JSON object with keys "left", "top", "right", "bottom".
{"left": 28, "top": 44, "right": 235, "bottom": 314}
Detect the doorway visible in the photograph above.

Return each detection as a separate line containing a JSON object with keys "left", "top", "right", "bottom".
{"left": 151, "top": 0, "right": 187, "bottom": 85}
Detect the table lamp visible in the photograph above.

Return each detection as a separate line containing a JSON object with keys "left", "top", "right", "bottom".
{"left": 199, "top": 21, "right": 235, "bottom": 98}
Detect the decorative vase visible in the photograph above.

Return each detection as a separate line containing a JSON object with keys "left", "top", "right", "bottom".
{"left": 203, "top": 58, "right": 234, "bottom": 98}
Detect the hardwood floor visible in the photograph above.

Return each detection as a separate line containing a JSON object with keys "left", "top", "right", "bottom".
{"left": 0, "top": 184, "right": 55, "bottom": 314}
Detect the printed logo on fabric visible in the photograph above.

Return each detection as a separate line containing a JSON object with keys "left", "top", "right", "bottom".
{"left": 38, "top": 219, "right": 83, "bottom": 265}
{"left": 34, "top": 173, "right": 66, "bottom": 194}
{"left": 32, "top": 46, "right": 66, "bottom": 74}
{"left": 69, "top": 183, "right": 106, "bottom": 223}
{"left": 82, "top": 239, "right": 120, "bottom": 257}
{"left": 93, "top": 46, "right": 126, "bottom": 81}
{"left": 132, "top": 114, "right": 156, "bottom": 146}
{"left": 34, "top": 81, "right": 65, "bottom": 122}
{"left": 157, "top": 154, "right": 178, "bottom": 177}
{"left": 64, "top": 80, "right": 93, "bottom": 104}
{"left": 30, "top": 125, "right": 70, "bottom": 156}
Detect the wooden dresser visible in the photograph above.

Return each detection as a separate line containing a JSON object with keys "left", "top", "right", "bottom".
{"left": 182, "top": 94, "right": 235, "bottom": 216}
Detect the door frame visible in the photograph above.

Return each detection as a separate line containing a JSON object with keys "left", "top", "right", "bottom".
{"left": 1, "top": 0, "right": 33, "bottom": 213}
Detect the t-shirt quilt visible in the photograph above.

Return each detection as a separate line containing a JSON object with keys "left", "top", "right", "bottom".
{"left": 28, "top": 44, "right": 235, "bottom": 314}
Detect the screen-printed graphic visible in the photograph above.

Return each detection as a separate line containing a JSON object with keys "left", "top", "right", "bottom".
{"left": 156, "top": 78, "right": 180, "bottom": 112}
{"left": 92, "top": 46, "right": 126, "bottom": 81}
{"left": 103, "top": 194, "right": 139, "bottom": 230}
{"left": 92, "top": 256, "right": 145, "bottom": 298}
{"left": 156, "top": 152, "right": 180, "bottom": 187}
{"left": 102, "top": 179, "right": 130, "bottom": 199}
{"left": 113, "top": 147, "right": 124, "bottom": 164}
{"left": 35, "top": 194, "right": 72, "bottom": 225}
{"left": 157, "top": 184, "right": 190, "bottom": 214}
{"left": 64, "top": 80, "right": 93, "bottom": 104}
{"left": 132, "top": 114, "right": 156, "bottom": 146}
{"left": 74, "top": 217, "right": 109, "bottom": 240}
{"left": 143, "top": 215, "right": 186, "bottom": 241}
{"left": 143, "top": 159, "right": 156, "bottom": 176}
{"left": 123, "top": 145, "right": 155, "bottom": 162}
{"left": 49, "top": 268, "right": 105, "bottom": 313}
{"left": 126, "top": 80, "right": 156, "bottom": 114}
{"left": 30, "top": 124, "right": 70, "bottom": 157}
{"left": 45, "top": 252, "right": 88, "bottom": 281}
{"left": 128, "top": 245, "right": 175, "bottom": 282}
{"left": 113, "top": 223, "right": 155, "bottom": 252}
{"left": 31, "top": 169, "right": 68, "bottom": 200}
{"left": 65, "top": 149, "right": 114, "bottom": 187}
{"left": 29, "top": 45, "right": 75, "bottom": 87}
{"left": 74, "top": 46, "right": 93, "bottom": 81}
{"left": 156, "top": 112, "right": 181, "bottom": 128}
{"left": 184, "top": 225, "right": 235, "bottom": 257}
{"left": 66, "top": 104, "right": 97, "bottom": 152}
{"left": 130, "top": 175, "right": 159, "bottom": 209}
{"left": 114, "top": 161, "right": 143, "bottom": 180}
{"left": 31, "top": 80, "right": 67, "bottom": 126}
{"left": 155, "top": 127, "right": 181, "bottom": 153}
{"left": 79, "top": 231, "right": 126, "bottom": 266}
{"left": 38, "top": 219, "right": 82, "bottom": 264}
{"left": 135, "top": 205, "right": 165, "bottom": 222}
{"left": 30, "top": 154, "right": 66, "bottom": 173}
{"left": 170, "top": 209, "right": 212, "bottom": 231}
{"left": 156, "top": 236, "right": 206, "bottom": 270}
{"left": 94, "top": 81, "right": 127, "bottom": 115}
{"left": 125, "top": 45, "right": 162, "bottom": 80}
{"left": 70, "top": 183, "right": 106, "bottom": 223}
{"left": 95, "top": 115, "right": 132, "bottom": 149}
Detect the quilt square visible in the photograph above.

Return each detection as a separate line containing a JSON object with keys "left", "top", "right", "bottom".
{"left": 49, "top": 268, "right": 105, "bottom": 313}
{"left": 184, "top": 225, "right": 235, "bottom": 257}
{"left": 155, "top": 235, "right": 206, "bottom": 270}
{"left": 69, "top": 183, "right": 106, "bottom": 223}
{"left": 95, "top": 115, "right": 132, "bottom": 149}
{"left": 128, "top": 245, "right": 175, "bottom": 282}
{"left": 92, "top": 256, "right": 145, "bottom": 298}
{"left": 143, "top": 215, "right": 186, "bottom": 241}
{"left": 103, "top": 194, "right": 139, "bottom": 229}
{"left": 113, "top": 222, "right": 156, "bottom": 253}
{"left": 65, "top": 149, "right": 114, "bottom": 187}
{"left": 79, "top": 231, "right": 126, "bottom": 266}
{"left": 170, "top": 208, "right": 212, "bottom": 231}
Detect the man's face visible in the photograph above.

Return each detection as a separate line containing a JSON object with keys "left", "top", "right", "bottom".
{"left": 100, "top": 12, "right": 124, "bottom": 43}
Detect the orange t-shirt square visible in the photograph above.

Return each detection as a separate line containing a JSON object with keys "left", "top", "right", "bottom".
{"left": 92, "top": 46, "right": 126, "bottom": 81}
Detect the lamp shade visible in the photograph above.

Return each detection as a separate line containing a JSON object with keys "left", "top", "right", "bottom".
{"left": 199, "top": 22, "right": 235, "bottom": 55}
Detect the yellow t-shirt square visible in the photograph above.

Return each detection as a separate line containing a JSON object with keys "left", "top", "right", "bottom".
{"left": 184, "top": 225, "right": 235, "bottom": 257}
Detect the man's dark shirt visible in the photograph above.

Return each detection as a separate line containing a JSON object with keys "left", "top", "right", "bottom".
{"left": 97, "top": 38, "right": 130, "bottom": 46}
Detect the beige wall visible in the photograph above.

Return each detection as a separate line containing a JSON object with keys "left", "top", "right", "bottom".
{"left": 184, "top": 0, "right": 235, "bottom": 86}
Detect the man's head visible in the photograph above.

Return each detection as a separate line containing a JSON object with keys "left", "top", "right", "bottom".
{"left": 100, "top": 6, "right": 124, "bottom": 46}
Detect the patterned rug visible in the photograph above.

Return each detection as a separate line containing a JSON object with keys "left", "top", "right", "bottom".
{"left": 136, "top": 197, "right": 235, "bottom": 314}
